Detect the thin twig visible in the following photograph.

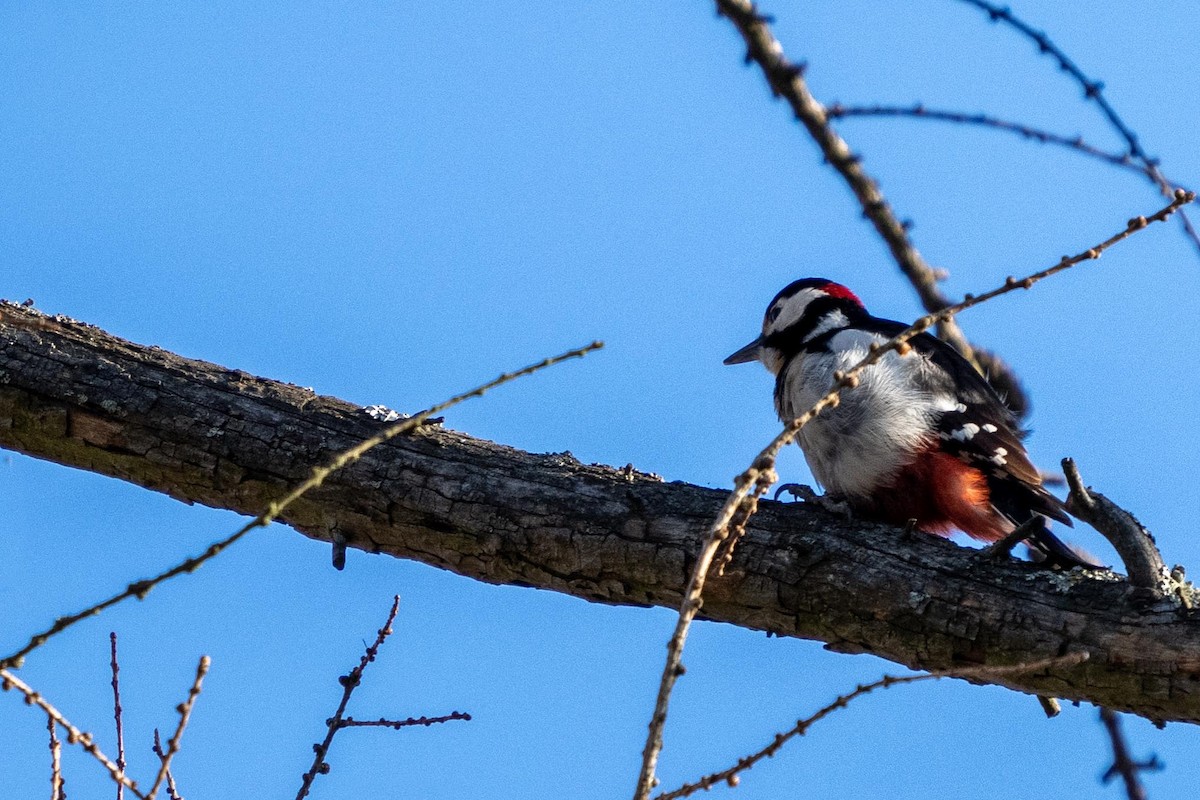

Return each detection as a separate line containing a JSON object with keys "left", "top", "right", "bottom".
{"left": 146, "top": 656, "right": 210, "bottom": 800}
{"left": 631, "top": 191, "right": 1192, "bottom": 800}
{"left": 337, "top": 711, "right": 472, "bottom": 729}
{"left": 296, "top": 595, "right": 402, "bottom": 800}
{"left": 654, "top": 653, "right": 1088, "bottom": 800}
{"left": 714, "top": 0, "right": 985, "bottom": 372}
{"left": 827, "top": 103, "right": 1150, "bottom": 176}
{"left": 111, "top": 633, "right": 126, "bottom": 800}
{"left": 151, "top": 731, "right": 182, "bottom": 800}
{"left": 955, "top": 0, "right": 1200, "bottom": 255}
{"left": 1100, "top": 707, "right": 1163, "bottom": 800}
{"left": 1, "top": 669, "right": 144, "bottom": 799}
{"left": 49, "top": 715, "right": 64, "bottom": 800}
{"left": 0, "top": 340, "right": 603, "bottom": 670}
{"left": 953, "top": 0, "right": 1143, "bottom": 162}
{"left": 982, "top": 516, "right": 1046, "bottom": 560}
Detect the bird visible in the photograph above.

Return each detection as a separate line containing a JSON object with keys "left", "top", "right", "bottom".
{"left": 724, "top": 277, "right": 1093, "bottom": 568}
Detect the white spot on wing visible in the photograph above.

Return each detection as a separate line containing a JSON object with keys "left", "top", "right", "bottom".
{"left": 982, "top": 423, "right": 998, "bottom": 433}
{"left": 931, "top": 394, "right": 965, "bottom": 414}
{"left": 951, "top": 423, "right": 980, "bottom": 442}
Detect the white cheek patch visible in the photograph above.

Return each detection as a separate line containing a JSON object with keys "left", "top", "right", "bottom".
{"left": 766, "top": 288, "right": 826, "bottom": 335}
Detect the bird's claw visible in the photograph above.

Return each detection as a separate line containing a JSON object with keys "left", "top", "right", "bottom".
{"left": 775, "top": 482, "right": 818, "bottom": 502}
{"left": 775, "top": 483, "right": 854, "bottom": 520}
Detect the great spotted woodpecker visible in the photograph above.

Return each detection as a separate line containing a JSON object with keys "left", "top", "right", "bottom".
{"left": 724, "top": 277, "right": 1092, "bottom": 568}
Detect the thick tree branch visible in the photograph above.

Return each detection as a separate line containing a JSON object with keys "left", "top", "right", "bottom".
{"left": 2, "top": 304, "right": 1200, "bottom": 724}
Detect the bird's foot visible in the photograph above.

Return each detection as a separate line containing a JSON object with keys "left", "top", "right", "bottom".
{"left": 774, "top": 482, "right": 817, "bottom": 502}
{"left": 775, "top": 484, "right": 853, "bottom": 520}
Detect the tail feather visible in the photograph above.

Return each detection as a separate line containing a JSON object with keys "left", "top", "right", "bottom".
{"left": 1023, "top": 519, "right": 1103, "bottom": 570}
{"left": 987, "top": 479, "right": 1097, "bottom": 568}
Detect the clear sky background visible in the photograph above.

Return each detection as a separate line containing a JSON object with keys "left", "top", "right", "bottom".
{"left": 3, "top": 2, "right": 1199, "bottom": 798}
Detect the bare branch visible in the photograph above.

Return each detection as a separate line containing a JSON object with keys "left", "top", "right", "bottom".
{"left": 111, "top": 632, "right": 126, "bottom": 800}
{"left": 655, "top": 654, "right": 1087, "bottom": 800}
{"left": 632, "top": 453, "right": 777, "bottom": 800}
{"left": 982, "top": 516, "right": 1046, "bottom": 561}
{"left": 151, "top": 731, "right": 182, "bottom": 800}
{"left": 48, "top": 715, "right": 64, "bottom": 800}
{"left": 1, "top": 669, "right": 144, "bottom": 799}
{"left": 1063, "top": 459, "right": 1168, "bottom": 600}
{"left": 955, "top": 0, "right": 1200, "bottom": 255}
{"left": 296, "top": 596, "right": 401, "bottom": 800}
{"left": 632, "top": 190, "right": 1193, "bottom": 797}
{"left": 0, "top": 340, "right": 602, "bottom": 670}
{"left": 146, "top": 656, "right": 210, "bottom": 800}
{"left": 1, "top": 202, "right": 1198, "bottom": 727}
{"left": 826, "top": 103, "right": 1149, "bottom": 175}
{"left": 1100, "top": 707, "right": 1162, "bottom": 800}
{"left": 713, "top": 0, "right": 986, "bottom": 373}
{"left": 338, "top": 712, "right": 472, "bottom": 730}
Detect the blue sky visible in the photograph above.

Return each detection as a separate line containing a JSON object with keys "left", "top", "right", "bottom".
{"left": 3, "top": 2, "right": 1199, "bottom": 797}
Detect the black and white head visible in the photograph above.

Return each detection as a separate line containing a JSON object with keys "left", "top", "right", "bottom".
{"left": 724, "top": 278, "right": 867, "bottom": 374}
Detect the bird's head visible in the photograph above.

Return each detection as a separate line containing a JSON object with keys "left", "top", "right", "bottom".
{"left": 724, "top": 278, "right": 866, "bottom": 374}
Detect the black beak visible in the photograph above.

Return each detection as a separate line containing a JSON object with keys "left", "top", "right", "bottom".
{"left": 723, "top": 335, "right": 764, "bottom": 365}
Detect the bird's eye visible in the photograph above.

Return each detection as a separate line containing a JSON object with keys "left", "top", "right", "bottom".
{"left": 768, "top": 307, "right": 782, "bottom": 323}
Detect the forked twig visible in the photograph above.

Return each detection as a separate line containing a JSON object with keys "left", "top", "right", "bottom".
{"left": 654, "top": 653, "right": 1088, "bottom": 800}
{"left": 295, "top": 595, "right": 471, "bottom": 798}
{"left": 146, "top": 656, "right": 210, "bottom": 800}
{"left": 956, "top": 0, "right": 1200, "bottom": 255}
{"left": 631, "top": 191, "right": 1192, "bottom": 800}
{"left": 0, "top": 341, "right": 603, "bottom": 670}
{"left": 296, "top": 596, "right": 400, "bottom": 800}
{"left": 151, "top": 731, "right": 182, "bottom": 800}
{"left": 1100, "top": 707, "right": 1162, "bottom": 800}
{"left": 1, "top": 669, "right": 144, "bottom": 798}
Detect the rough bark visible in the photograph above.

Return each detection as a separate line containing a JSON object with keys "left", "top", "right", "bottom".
{"left": 2, "top": 302, "right": 1198, "bottom": 724}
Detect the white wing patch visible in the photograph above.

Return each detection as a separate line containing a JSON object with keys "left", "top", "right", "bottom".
{"left": 950, "top": 423, "right": 980, "bottom": 442}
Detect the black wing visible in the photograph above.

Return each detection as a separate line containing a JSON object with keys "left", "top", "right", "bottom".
{"left": 867, "top": 319, "right": 1072, "bottom": 527}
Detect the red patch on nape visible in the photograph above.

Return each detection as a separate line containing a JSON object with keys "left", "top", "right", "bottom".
{"left": 821, "top": 282, "right": 864, "bottom": 308}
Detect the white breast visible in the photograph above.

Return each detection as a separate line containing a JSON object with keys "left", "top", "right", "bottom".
{"left": 776, "top": 329, "right": 943, "bottom": 498}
